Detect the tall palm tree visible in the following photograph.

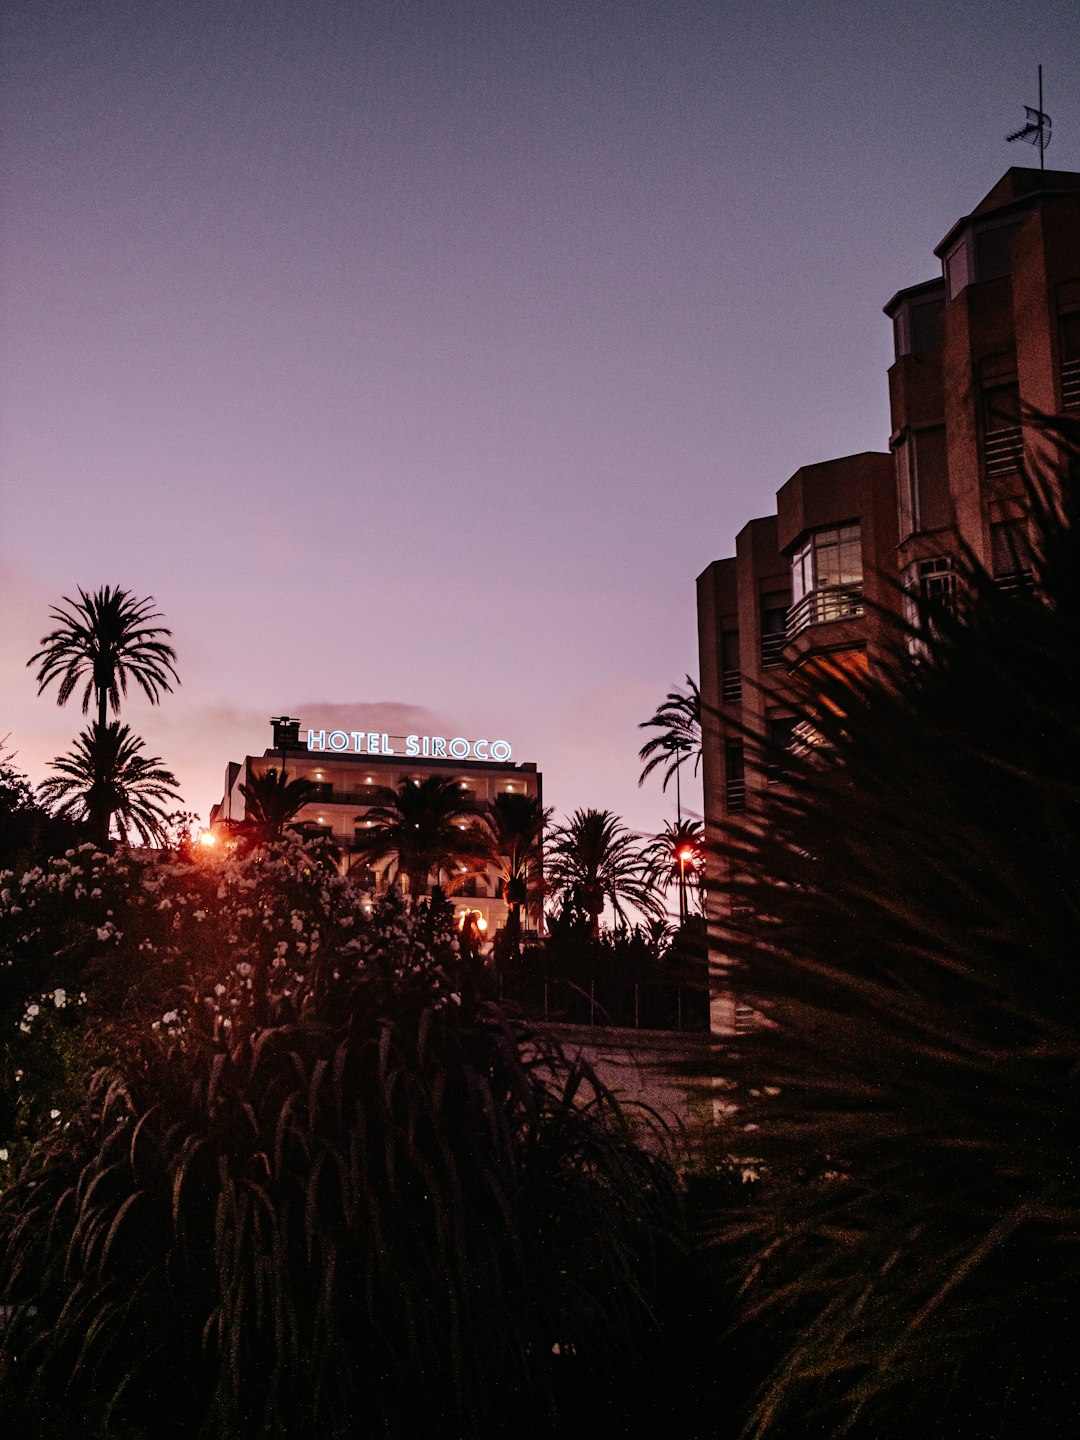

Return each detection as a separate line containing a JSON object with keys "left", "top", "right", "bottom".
{"left": 239, "top": 769, "right": 321, "bottom": 840}
{"left": 643, "top": 819, "right": 705, "bottom": 921}
{"left": 637, "top": 676, "right": 701, "bottom": 822}
{"left": 546, "top": 808, "right": 663, "bottom": 939}
{"left": 29, "top": 585, "right": 179, "bottom": 730}
{"left": 352, "top": 776, "right": 490, "bottom": 902}
{"left": 38, "top": 722, "right": 181, "bottom": 846}
{"left": 486, "top": 791, "right": 550, "bottom": 938}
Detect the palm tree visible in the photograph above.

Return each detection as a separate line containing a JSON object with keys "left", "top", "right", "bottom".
{"left": 486, "top": 791, "right": 550, "bottom": 940}
{"left": 352, "top": 775, "right": 491, "bottom": 902}
{"left": 637, "top": 676, "right": 701, "bottom": 822}
{"left": 29, "top": 586, "right": 179, "bottom": 731}
{"left": 643, "top": 819, "right": 705, "bottom": 922}
{"left": 38, "top": 722, "right": 182, "bottom": 846}
{"left": 239, "top": 768, "right": 321, "bottom": 840}
{"left": 546, "top": 808, "right": 663, "bottom": 939}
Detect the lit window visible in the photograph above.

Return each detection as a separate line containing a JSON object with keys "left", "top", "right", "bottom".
{"left": 788, "top": 525, "right": 863, "bottom": 635}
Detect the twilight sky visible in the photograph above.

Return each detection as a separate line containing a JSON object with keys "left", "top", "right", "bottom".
{"left": 2, "top": 0, "right": 1078, "bottom": 838}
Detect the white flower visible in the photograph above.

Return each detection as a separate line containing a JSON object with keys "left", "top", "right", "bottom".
{"left": 162, "top": 1010, "right": 179, "bottom": 1025}
{"left": 26, "top": 1003, "right": 40, "bottom": 1018}
{"left": 49, "top": 1109, "right": 60, "bottom": 1120}
{"left": 0, "top": 1147, "right": 8, "bottom": 1161}
{"left": 52, "top": 989, "right": 67, "bottom": 1008}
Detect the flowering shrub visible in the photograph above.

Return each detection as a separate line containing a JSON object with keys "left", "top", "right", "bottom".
{"left": 0, "top": 836, "right": 458, "bottom": 1167}
{"left": 0, "top": 833, "right": 681, "bottom": 1439}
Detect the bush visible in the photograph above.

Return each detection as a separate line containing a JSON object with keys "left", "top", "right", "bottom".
{"left": 0, "top": 839, "right": 681, "bottom": 1439}
{"left": 711, "top": 418, "right": 1080, "bottom": 1438}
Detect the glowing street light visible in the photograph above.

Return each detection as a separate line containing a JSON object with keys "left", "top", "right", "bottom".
{"left": 677, "top": 846, "right": 695, "bottom": 923}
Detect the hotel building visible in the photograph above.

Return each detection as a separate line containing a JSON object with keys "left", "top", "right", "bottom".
{"left": 697, "top": 166, "right": 1080, "bottom": 1033}
{"left": 211, "top": 716, "right": 543, "bottom": 934}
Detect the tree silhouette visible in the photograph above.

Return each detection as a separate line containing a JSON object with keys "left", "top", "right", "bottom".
{"left": 29, "top": 586, "right": 179, "bottom": 730}
{"left": 637, "top": 676, "right": 701, "bottom": 822}
{"left": 485, "top": 791, "right": 549, "bottom": 939}
{"left": 352, "top": 775, "right": 490, "bottom": 901}
{"left": 38, "top": 722, "right": 181, "bottom": 846}
{"left": 239, "top": 769, "right": 320, "bottom": 840}
{"left": 546, "top": 808, "right": 663, "bottom": 939}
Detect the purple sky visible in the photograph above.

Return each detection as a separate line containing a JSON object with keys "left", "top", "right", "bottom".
{"left": 3, "top": 0, "right": 1078, "bottom": 839}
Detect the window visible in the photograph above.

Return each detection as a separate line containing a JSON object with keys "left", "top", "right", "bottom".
{"left": 896, "top": 428, "right": 949, "bottom": 539}
{"left": 982, "top": 379, "right": 1022, "bottom": 478}
{"left": 766, "top": 717, "right": 796, "bottom": 784}
{"left": 903, "top": 557, "right": 956, "bottom": 639}
{"left": 788, "top": 525, "right": 863, "bottom": 635}
{"left": 945, "top": 219, "right": 1023, "bottom": 300}
{"left": 893, "top": 295, "right": 945, "bottom": 359}
{"left": 1060, "top": 310, "right": 1080, "bottom": 410}
{"left": 944, "top": 235, "right": 971, "bottom": 301}
{"left": 724, "top": 741, "right": 745, "bottom": 812}
{"left": 974, "top": 222, "right": 1021, "bottom": 283}
{"left": 991, "top": 521, "right": 1033, "bottom": 593}
{"left": 720, "top": 629, "right": 741, "bottom": 704}
{"left": 760, "top": 595, "right": 789, "bottom": 669}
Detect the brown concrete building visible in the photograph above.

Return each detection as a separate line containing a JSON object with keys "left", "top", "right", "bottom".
{"left": 697, "top": 167, "right": 1080, "bottom": 1033}
{"left": 886, "top": 167, "right": 1080, "bottom": 611}
{"left": 697, "top": 457, "right": 896, "bottom": 1034}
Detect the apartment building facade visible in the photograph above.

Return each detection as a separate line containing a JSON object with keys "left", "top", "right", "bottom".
{"left": 697, "top": 166, "right": 1080, "bottom": 1033}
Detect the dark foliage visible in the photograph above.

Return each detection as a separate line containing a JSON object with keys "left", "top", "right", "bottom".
{"left": 710, "top": 417, "right": 1080, "bottom": 1438}
{"left": 0, "top": 856, "right": 684, "bottom": 1440}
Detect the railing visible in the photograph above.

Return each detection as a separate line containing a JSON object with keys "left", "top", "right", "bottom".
{"left": 1062, "top": 358, "right": 1080, "bottom": 411}
{"left": 786, "top": 584, "right": 863, "bottom": 637}
{"left": 984, "top": 425, "right": 1024, "bottom": 478}
{"left": 994, "top": 567, "right": 1035, "bottom": 596}
{"left": 760, "top": 632, "right": 786, "bottom": 669}
{"left": 720, "top": 669, "right": 742, "bottom": 704}
{"left": 498, "top": 975, "right": 710, "bottom": 1033}
{"left": 725, "top": 777, "right": 746, "bottom": 811}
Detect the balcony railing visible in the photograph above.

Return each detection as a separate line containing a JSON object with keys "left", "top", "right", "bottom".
{"left": 760, "top": 632, "right": 786, "bottom": 669}
{"left": 984, "top": 425, "right": 1024, "bottom": 478}
{"left": 721, "top": 669, "right": 742, "bottom": 704}
{"left": 725, "top": 777, "right": 746, "bottom": 811}
{"left": 994, "top": 567, "right": 1035, "bottom": 596}
{"left": 786, "top": 583, "right": 863, "bottom": 638}
{"left": 1062, "top": 358, "right": 1080, "bottom": 411}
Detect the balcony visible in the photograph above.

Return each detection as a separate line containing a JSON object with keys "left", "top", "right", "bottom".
{"left": 787, "top": 583, "right": 863, "bottom": 638}
{"left": 720, "top": 669, "right": 742, "bottom": 704}
{"left": 760, "top": 633, "right": 786, "bottom": 669}
{"left": 1062, "top": 358, "right": 1080, "bottom": 411}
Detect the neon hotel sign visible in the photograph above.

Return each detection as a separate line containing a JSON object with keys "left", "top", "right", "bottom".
{"left": 306, "top": 729, "right": 512, "bottom": 763}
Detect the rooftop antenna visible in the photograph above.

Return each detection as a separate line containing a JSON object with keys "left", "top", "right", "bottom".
{"left": 1006, "top": 64, "right": 1051, "bottom": 169}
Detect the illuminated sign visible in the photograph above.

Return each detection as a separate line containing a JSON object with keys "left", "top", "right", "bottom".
{"left": 306, "top": 730, "right": 512, "bottom": 762}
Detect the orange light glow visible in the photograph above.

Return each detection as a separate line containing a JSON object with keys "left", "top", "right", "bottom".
{"left": 198, "top": 830, "right": 217, "bottom": 848}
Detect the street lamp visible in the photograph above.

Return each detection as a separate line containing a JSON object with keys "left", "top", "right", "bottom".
{"left": 677, "top": 846, "right": 694, "bottom": 924}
